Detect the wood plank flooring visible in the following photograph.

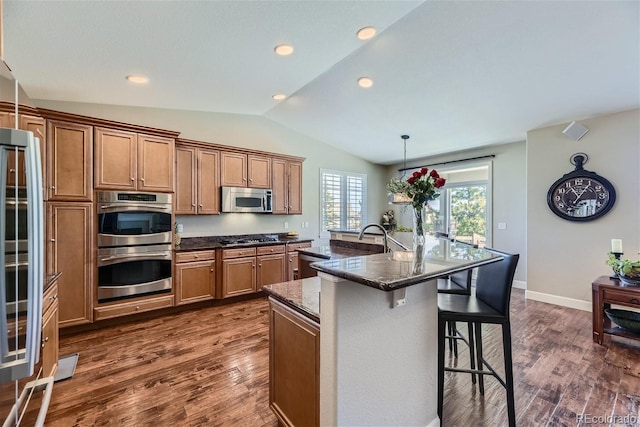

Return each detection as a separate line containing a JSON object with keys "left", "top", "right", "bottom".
{"left": 42, "top": 289, "right": 640, "bottom": 426}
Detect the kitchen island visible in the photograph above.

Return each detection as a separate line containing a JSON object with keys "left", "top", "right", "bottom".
{"left": 264, "top": 238, "right": 501, "bottom": 426}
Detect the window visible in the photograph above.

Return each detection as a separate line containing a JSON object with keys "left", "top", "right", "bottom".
{"left": 320, "top": 169, "right": 367, "bottom": 236}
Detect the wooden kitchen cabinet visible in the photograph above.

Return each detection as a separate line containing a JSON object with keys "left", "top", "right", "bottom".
{"left": 248, "top": 154, "right": 271, "bottom": 188}
{"left": 272, "top": 158, "right": 302, "bottom": 215}
{"left": 175, "top": 142, "right": 220, "bottom": 215}
{"left": 41, "top": 281, "right": 59, "bottom": 378}
{"left": 221, "top": 255, "right": 257, "bottom": 298}
{"left": 47, "top": 120, "right": 93, "bottom": 201}
{"left": 257, "top": 245, "right": 286, "bottom": 287}
{"left": 47, "top": 202, "right": 93, "bottom": 327}
{"left": 269, "top": 297, "right": 320, "bottom": 427}
{"left": 286, "top": 242, "right": 312, "bottom": 281}
{"left": 94, "top": 127, "right": 174, "bottom": 192}
{"left": 220, "top": 151, "right": 271, "bottom": 189}
{"left": 175, "top": 250, "right": 216, "bottom": 305}
{"left": 0, "top": 113, "right": 46, "bottom": 193}
{"left": 220, "top": 151, "right": 247, "bottom": 187}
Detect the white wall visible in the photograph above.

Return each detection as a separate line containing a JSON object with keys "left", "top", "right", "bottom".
{"left": 35, "top": 100, "right": 387, "bottom": 243}
{"left": 383, "top": 141, "right": 527, "bottom": 284}
{"left": 526, "top": 109, "right": 640, "bottom": 310}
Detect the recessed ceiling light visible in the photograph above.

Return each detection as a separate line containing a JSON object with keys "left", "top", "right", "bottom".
{"left": 126, "top": 74, "right": 149, "bottom": 84}
{"left": 272, "top": 93, "right": 286, "bottom": 100}
{"left": 274, "top": 44, "right": 294, "bottom": 56}
{"left": 358, "top": 77, "right": 373, "bottom": 88}
{"left": 357, "top": 26, "right": 376, "bottom": 40}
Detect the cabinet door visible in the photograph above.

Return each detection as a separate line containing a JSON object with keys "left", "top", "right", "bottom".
{"left": 47, "top": 120, "right": 93, "bottom": 201}
{"left": 269, "top": 298, "right": 320, "bottom": 427}
{"left": 20, "top": 115, "right": 46, "bottom": 198}
{"left": 47, "top": 202, "right": 93, "bottom": 327}
{"left": 94, "top": 127, "right": 137, "bottom": 190}
{"left": 94, "top": 128, "right": 138, "bottom": 191}
{"left": 138, "top": 134, "right": 174, "bottom": 192}
{"left": 220, "top": 151, "right": 247, "bottom": 187}
{"left": 288, "top": 161, "right": 303, "bottom": 215}
{"left": 272, "top": 158, "right": 287, "bottom": 215}
{"left": 288, "top": 252, "right": 299, "bottom": 281}
{"left": 197, "top": 149, "right": 220, "bottom": 214}
{"left": 41, "top": 298, "right": 59, "bottom": 378}
{"left": 248, "top": 154, "right": 271, "bottom": 189}
{"left": 221, "top": 257, "right": 256, "bottom": 298}
{"left": 175, "top": 260, "right": 216, "bottom": 305}
{"left": 257, "top": 253, "right": 286, "bottom": 287}
{"left": 175, "top": 145, "right": 197, "bottom": 215}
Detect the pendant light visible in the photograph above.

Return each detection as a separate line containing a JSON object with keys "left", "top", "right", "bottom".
{"left": 388, "top": 134, "right": 412, "bottom": 205}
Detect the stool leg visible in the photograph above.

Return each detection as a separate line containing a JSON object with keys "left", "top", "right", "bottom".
{"left": 474, "top": 322, "right": 485, "bottom": 395}
{"left": 502, "top": 322, "right": 516, "bottom": 427}
{"left": 452, "top": 321, "right": 458, "bottom": 358}
{"left": 467, "top": 321, "right": 476, "bottom": 384}
{"left": 438, "top": 317, "right": 446, "bottom": 420}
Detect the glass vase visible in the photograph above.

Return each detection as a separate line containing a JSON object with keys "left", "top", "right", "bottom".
{"left": 412, "top": 204, "right": 427, "bottom": 251}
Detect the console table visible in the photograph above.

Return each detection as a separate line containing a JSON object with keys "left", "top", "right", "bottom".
{"left": 592, "top": 275, "right": 640, "bottom": 345}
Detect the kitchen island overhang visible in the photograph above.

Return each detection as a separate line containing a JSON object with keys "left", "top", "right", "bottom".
{"left": 312, "top": 240, "right": 502, "bottom": 426}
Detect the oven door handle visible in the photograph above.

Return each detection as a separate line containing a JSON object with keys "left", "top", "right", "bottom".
{"left": 99, "top": 252, "right": 171, "bottom": 263}
{"left": 99, "top": 204, "right": 171, "bottom": 213}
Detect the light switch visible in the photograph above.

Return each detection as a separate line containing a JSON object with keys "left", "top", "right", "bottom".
{"left": 498, "top": 222, "right": 507, "bottom": 230}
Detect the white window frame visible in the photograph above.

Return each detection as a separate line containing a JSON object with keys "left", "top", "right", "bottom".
{"left": 319, "top": 169, "right": 367, "bottom": 238}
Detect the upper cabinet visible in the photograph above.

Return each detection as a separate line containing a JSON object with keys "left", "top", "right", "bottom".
{"left": 272, "top": 158, "right": 303, "bottom": 215}
{"left": 175, "top": 140, "right": 220, "bottom": 215}
{"left": 220, "top": 152, "right": 271, "bottom": 189}
{"left": 0, "top": 112, "right": 45, "bottom": 194}
{"left": 47, "top": 120, "right": 93, "bottom": 202}
{"left": 95, "top": 127, "right": 174, "bottom": 193}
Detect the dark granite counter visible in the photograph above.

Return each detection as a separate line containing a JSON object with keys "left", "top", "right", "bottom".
{"left": 175, "top": 234, "right": 313, "bottom": 252}
{"left": 262, "top": 277, "right": 321, "bottom": 323}
{"left": 298, "top": 244, "right": 381, "bottom": 260}
{"left": 311, "top": 239, "right": 502, "bottom": 291}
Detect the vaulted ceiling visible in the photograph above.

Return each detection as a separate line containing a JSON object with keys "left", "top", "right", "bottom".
{"left": 4, "top": 1, "right": 639, "bottom": 164}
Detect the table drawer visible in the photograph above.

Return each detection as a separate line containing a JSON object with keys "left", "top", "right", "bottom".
{"left": 257, "top": 245, "right": 285, "bottom": 255}
{"left": 288, "top": 242, "right": 312, "bottom": 252}
{"left": 43, "top": 282, "right": 59, "bottom": 315}
{"left": 602, "top": 289, "right": 640, "bottom": 306}
{"left": 222, "top": 247, "right": 257, "bottom": 259}
{"left": 175, "top": 250, "right": 216, "bottom": 263}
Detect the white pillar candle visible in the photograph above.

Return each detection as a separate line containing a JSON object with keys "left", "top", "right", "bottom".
{"left": 611, "top": 239, "right": 622, "bottom": 253}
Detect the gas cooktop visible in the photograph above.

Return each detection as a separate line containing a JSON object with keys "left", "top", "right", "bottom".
{"left": 218, "top": 236, "right": 279, "bottom": 246}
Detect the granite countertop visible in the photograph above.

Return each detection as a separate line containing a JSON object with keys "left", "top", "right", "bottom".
{"left": 311, "top": 239, "right": 502, "bottom": 291}
{"left": 175, "top": 234, "right": 314, "bottom": 252}
{"left": 298, "top": 245, "right": 382, "bottom": 260}
{"left": 262, "top": 277, "right": 321, "bottom": 323}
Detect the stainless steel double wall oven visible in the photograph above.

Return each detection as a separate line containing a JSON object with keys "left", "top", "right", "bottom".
{"left": 96, "top": 191, "right": 172, "bottom": 302}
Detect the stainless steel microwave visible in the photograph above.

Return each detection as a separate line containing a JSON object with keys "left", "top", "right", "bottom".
{"left": 221, "top": 187, "right": 272, "bottom": 213}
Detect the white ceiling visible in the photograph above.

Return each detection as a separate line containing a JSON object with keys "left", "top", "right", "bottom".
{"left": 3, "top": 1, "right": 639, "bottom": 165}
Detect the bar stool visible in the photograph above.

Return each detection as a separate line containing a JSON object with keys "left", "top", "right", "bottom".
{"left": 437, "top": 249, "right": 519, "bottom": 427}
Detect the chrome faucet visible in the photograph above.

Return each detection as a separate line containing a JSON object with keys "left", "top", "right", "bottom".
{"left": 358, "top": 223, "right": 389, "bottom": 253}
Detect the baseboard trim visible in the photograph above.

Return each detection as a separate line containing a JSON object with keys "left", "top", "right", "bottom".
{"left": 512, "top": 280, "right": 527, "bottom": 290}
{"left": 525, "top": 290, "right": 591, "bottom": 312}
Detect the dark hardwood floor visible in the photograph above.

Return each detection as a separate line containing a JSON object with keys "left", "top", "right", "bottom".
{"left": 44, "top": 289, "right": 640, "bottom": 426}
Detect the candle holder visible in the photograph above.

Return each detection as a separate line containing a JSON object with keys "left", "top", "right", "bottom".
{"left": 610, "top": 251, "right": 623, "bottom": 279}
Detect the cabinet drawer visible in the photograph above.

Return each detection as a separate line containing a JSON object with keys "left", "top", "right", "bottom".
{"left": 175, "top": 250, "right": 216, "bottom": 263}
{"left": 223, "top": 247, "right": 257, "bottom": 259}
{"left": 288, "top": 242, "right": 312, "bottom": 252}
{"left": 43, "top": 282, "right": 59, "bottom": 315}
{"left": 603, "top": 289, "right": 640, "bottom": 306}
{"left": 93, "top": 295, "right": 174, "bottom": 321}
{"left": 257, "top": 244, "right": 285, "bottom": 255}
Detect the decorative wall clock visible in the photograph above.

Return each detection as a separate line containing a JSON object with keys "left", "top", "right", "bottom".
{"left": 546, "top": 153, "right": 616, "bottom": 222}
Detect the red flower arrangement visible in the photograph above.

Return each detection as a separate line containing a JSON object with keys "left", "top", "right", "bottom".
{"left": 388, "top": 167, "right": 446, "bottom": 210}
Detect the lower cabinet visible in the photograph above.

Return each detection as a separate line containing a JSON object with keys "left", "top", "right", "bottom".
{"left": 286, "top": 242, "right": 312, "bottom": 281}
{"left": 269, "top": 297, "right": 319, "bottom": 427}
{"left": 41, "top": 281, "right": 59, "bottom": 378}
{"left": 93, "top": 295, "right": 174, "bottom": 322}
{"left": 220, "top": 245, "right": 286, "bottom": 298}
{"left": 174, "top": 250, "right": 216, "bottom": 305}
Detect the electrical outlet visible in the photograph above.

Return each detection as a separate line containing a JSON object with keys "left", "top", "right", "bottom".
{"left": 301, "top": 222, "right": 305, "bottom": 228}
{"left": 304, "top": 221, "right": 309, "bottom": 228}
{"left": 374, "top": 237, "right": 384, "bottom": 245}
{"left": 284, "top": 222, "right": 288, "bottom": 229}
{"left": 176, "top": 223, "right": 184, "bottom": 233}
{"left": 498, "top": 222, "right": 507, "bottom": 230}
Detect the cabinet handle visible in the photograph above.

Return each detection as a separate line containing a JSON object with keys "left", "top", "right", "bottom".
{"left": 242, "top": 178, "right": 246, "bottom": 182}
{"left": 238, "top": 252, "right": 242, "bottom": 256}
{"left": 194, "top": 255, "right": 199, "bottom": 258}
{"left": 50, "top": 186, "right": 55, "bottom": 190}
{"left": 131, "top": 177, "right": 135, "bottom": 181}
{"left": 135, "top": 306, "right": 140, "bottom": 310}
{"left": 210, "top": 268, "right": 214, "bottom": 272}
{"left": 50, "top": 238, "right": 56, "bottom": 242}
{"left": 259, "top": 264, "right": 262, "bottom": 267}
{"left": 631, "top": 298, "right": 639, "bottom": 305}
{"left": 9, "top": 168, "right": 15, "bottom": 173}
{"left": 252, "top": 264, "right": 256, "bottom": 268}
{"left": 41, "top": 336, "right": 49, "bottom": 348}
{"left": 270, "top": 248, "right": 273, "bottom": 252}
{"left": 192, "top": 204, "right": 196, "bottom": 207}
{"left": 140, "top": 178, "right": 145, "bottom": 182}
{"left": 50, "top": 294, "right": 58, "bottom": 301}
{"left": 199, "top": 204, "right": 203, "bottom": 207}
